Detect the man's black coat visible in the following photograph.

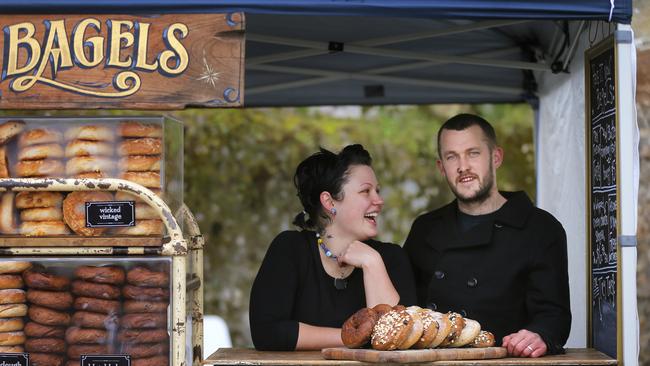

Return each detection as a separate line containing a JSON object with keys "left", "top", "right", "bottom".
{"left": 403, "top": 191, "right": 571, "bottom": 354}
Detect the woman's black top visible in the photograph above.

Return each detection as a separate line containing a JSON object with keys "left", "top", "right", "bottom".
{"left": 249, "top": 230, "right": 417, "bottom": 351}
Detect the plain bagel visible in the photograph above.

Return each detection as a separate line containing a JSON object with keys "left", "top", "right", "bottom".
{"left": 20, "top": 220, "right": 70, "bottom": 236}
{"left": 118, "top": 138, "right": 162, "bottom": 156}
{"left": 15, "top": 191, "right": 64, "bottom": 209}
{"left": 0, "top": 120, "right": 26, "bottom": 144}
{"left": 119, "top": 122, "right": 163, "bottom": 138}
{"left": 18, "top": 143, "right": 65, "bottom": 161}
{"left": 18, "top": 128, "right": 63, "bottom": 147}
{"left": 64, "top": 125, "right": 115, "bottom": 141}
{"left": 0, "top": 261, "right": 32, "bottom": 275}
{"left": 65, "top": 139, "right": 113, "bottom": 157}
{"left": 15, "top": 159, "right": 64, "bottom": 177}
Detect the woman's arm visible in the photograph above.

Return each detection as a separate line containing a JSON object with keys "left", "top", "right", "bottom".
{"left": 339, "top": 241, "right": 400, "bottom": 307}
{"left": 250, "top": 232, "right": 301, "bottom": 351}
{"left": 295, "top": 323, "right": 343, "bottom": 350}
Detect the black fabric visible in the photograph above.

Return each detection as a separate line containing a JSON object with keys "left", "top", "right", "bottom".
{"left": 404, "top": 191, "right": 571, "bottom": 355}
{"left": 249, "top": 230, "right": 417, "bottom": 351}
{"left": 457, "top": 210, "right": 496, "bottom": 232}
{"left": 0, "top": 1, "right": 632, "bottom": 24}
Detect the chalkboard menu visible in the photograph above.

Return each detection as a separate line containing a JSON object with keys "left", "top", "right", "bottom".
{"left": 585, "top": 36, "right": 618, "bottom": 359}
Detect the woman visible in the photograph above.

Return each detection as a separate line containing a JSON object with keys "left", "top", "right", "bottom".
{"left": 249, "top": 144, "right": 416, "bottom": 351}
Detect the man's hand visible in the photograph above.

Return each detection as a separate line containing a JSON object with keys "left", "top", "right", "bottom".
{"left": 502, "top": 329, "right": 547, "bottom": 358}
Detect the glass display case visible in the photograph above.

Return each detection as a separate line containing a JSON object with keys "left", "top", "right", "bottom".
{"left": 0, "top": 116, "right": 183, "bottom": 238}
{"left": 0, "top": 257, "right": 186, "bottom": 366}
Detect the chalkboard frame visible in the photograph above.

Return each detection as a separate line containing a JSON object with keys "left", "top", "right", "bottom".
{"left": 584, "top": 34, "right": 621, "bottom": 361}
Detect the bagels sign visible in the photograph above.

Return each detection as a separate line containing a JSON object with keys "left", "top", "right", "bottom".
{"left": 0, "top": 14, "right": 244, "bottom": 109}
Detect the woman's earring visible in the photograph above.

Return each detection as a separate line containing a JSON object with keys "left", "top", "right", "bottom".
{"left": 330, "top": 207, "right": 337, "bottom": 215}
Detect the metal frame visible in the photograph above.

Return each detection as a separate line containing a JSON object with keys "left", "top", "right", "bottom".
{"left": 247, "top": 19, "right": 550, "bottom": 97}
{"left": 181, "top": 203, "right": 205, "bottom": 366}
{"left": 0, "top": 177, "right": 192, "bottom": 366}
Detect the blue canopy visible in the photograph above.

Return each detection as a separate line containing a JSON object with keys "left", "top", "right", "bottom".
{"left": 0, "top": 1, "right": 632, "bottom": 23}
{"left": 0, "top": 1, "right": 633, "bottom": 106}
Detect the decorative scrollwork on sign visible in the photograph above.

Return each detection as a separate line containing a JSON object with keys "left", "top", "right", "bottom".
{"left": 11, "top": 71, "right": 141, "bottom": 98}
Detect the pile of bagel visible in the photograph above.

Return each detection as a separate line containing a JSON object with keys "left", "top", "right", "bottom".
{"left": 0, "top": 119, "right": 164, "bottom": 236}
{"left": 341, "top": 304, "right": 495, "bottom": 351}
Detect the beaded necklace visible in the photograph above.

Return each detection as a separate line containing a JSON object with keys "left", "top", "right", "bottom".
{"left": 316, "top": 232, "right": 348, "bottom": 290}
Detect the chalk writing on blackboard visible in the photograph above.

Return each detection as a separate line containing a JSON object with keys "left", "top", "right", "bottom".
{"left": 587, "top": 37, "right": 617, "bottom": 359}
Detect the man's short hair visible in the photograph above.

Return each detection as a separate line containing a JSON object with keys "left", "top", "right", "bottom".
{"left": 437, "top": 113, "right": 497, "bottom": 157}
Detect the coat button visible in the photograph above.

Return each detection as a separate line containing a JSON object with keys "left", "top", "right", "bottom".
{"left": 460, "top": 309, "right": 468, "bottom": 317}
{"left": 434, "top": 270, "right": 445, "bottom": 280}
{"left": 467, "top": 277, "right": 478, "bottom": 287}
{"left": 428, "top": 303, "right": 437, "bottom": 311}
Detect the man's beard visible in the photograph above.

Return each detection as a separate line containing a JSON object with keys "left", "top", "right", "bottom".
{"left": 448, "top": 161, "right": 495, "bottom": 205}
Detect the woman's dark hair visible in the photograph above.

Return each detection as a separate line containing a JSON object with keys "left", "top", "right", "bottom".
{"left": 292, "top": 144, "right": 372, "bottom": 231}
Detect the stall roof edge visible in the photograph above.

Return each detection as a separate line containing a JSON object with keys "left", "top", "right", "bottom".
{"left": 0, "top": 0, "right": 633, "bottom": 24}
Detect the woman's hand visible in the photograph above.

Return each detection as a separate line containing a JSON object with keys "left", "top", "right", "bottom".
{"left": 338, "top": 241, "right": 400, "bottom": 307}
{"left": 337, "top": 240, "right": 381, "bottom": 269}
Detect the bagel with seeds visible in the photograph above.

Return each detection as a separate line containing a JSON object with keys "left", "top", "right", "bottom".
{"left": 371, "top": 310, "right": 413, "bottom": 351}
{"left": 449, "top": 318, "right": 481, "bottom": 347}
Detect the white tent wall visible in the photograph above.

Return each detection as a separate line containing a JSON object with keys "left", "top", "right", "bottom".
{"left": 536, "top": 21, "right": 639, "bottom": 363}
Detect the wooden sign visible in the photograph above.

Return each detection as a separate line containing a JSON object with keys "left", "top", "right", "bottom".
{"left": 0, "top": 13, "right": 244, "bottom": 109}
{"left": 585, "top": 35, "right": 619, "bottom": 360}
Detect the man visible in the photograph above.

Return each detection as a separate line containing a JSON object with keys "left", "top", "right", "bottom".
{"left": 403, "top": 113, "right": 571, "bottom": 357}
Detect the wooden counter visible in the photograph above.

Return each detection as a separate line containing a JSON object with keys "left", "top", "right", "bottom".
{"left": 204, "top": 348, "right": 617, "bottom": 365}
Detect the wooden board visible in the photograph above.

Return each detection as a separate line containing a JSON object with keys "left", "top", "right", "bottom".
{"left": 0, "top": 13, "right": 244, "bottom": 109}
{"left": 204, "top": 348, "right": 617, "bottom": 366}
{"left": 0, "top": 235, "right": 163, "bottom": 247}
{"left": 322, "top": 347, "right": 507, "bottom": 364}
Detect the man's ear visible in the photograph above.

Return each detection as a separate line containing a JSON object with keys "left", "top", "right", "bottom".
{"left": 493, "top": 146, "right": 504, "bottom": 168}
{"left": 436, "top": 159, "right": 446, "bottom": 177}
{"left": 320, "top": 191, "right": 334, "bottom": 211}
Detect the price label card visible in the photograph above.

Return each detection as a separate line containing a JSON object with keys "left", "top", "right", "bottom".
{"left": 85, "top": 201, "right": 136, "bottom": 228}
{"left": 0, "top": 353, "right": 28, "bottom": 366}
{"left": 81, "top": 355, "right": 131, "bottom": 366}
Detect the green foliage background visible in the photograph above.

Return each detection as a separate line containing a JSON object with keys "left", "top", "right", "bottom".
{"left": 176, "top": 103, "right": 535, "bottom": 347}
{"left": 1, "top": 104, "right": 534, "bottom": 347}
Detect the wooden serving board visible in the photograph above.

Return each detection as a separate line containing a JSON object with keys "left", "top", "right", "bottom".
{"left": 322, "top": 347, "right": 507, "bottom": 364}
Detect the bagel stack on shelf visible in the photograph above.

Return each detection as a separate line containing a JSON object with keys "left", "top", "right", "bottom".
{"left": 13, "top": 127, "right": 69, "bottom": 236}
{"left": 342, "top": 304, "right": 496, "bottom": 351}
{"left": 15, "top": 128, "right": 65, "bottom": 179}
{"left": 115, "top": 122, "right": 164, "bottom": 236}
{"left": 0, "top": 261, "right": 31, "bottom": 354}
{"left": 118, "top": 265, "right": 170, "bottom": 366}
{"left": 66, "top": 266, "right": 123, "bottom": 366}
{"left": 0, "top": 120, "right": 25, "bottom": 178}
{"left": 64, "top": 125, "right": 115, "bottom": 180}
{"left": 23, "top": 267, "right": 72, "bottom": 366}
{"left": 16, "top": 191, "right": 70, "bottom": 236}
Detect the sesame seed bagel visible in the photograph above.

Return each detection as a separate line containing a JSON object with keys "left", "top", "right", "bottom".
{"left": 413, "top": 308, "right": 440, "bottom": 349}
{"left": 371, "top": 309, "right": 413, "bottom": 351}
{"left": 471, "top": 330, "right": 496, "bottom": 348}
{"left": 449, "top": 318, "right": 481, "bottom": 347}
{"left": 398, "top": 307, "right": 424, "bottom": 349}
